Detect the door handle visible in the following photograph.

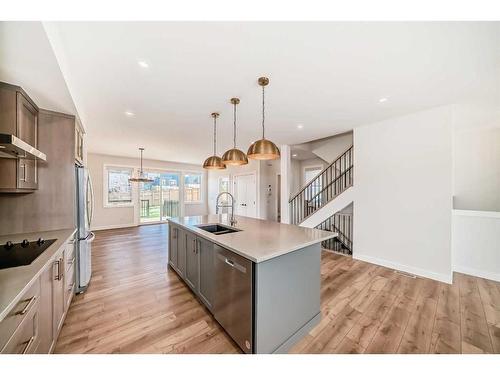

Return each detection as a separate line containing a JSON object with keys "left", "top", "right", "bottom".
{"left": 225, "top": 258, "right": 234, "bottom": 267}
{"left": 54, "top": 260, "right": 60, "bottom": 280}
{"left": 20, "top": 164, "right": 27, "bottom": 182}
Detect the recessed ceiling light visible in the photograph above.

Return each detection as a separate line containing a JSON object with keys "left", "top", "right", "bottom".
{"left": 125, "top": 111, "right": 135, "bottom": 117}
{"left": 379, "top": 97, "right": 388, "bottom": 103}
{"left": 297, "top": 124, "right": 304, "bottom": 129}
{"left": 137, "top": 60, "right": 149, "bottom": 68}
{"left": 292, "top": 154, "right": 298, "bottom": 157}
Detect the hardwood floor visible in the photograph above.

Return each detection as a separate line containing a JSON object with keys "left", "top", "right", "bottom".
{"left": 55, "top": 224, "right": 500, "bottom": 354}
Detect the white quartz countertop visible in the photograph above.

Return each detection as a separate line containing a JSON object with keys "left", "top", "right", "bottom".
{"left": 0, "top": 228, "right": 77, "bottom": 321}
{"left": 168, "top": 215, "right": 336, "bottom": 263}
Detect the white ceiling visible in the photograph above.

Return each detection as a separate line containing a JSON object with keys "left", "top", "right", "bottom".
{"left": 0, "top": 22, "right": 77, "bottom": 114}
{"left": 8, "top": 22, "right": 500, "bottom": 164}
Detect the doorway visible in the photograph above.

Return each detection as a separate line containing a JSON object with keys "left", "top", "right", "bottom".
{"left": 233, "top": 173, "right": 257, "bottom": 218}
{"left": 139, "top": 171, "right": 181, "bottom": 224}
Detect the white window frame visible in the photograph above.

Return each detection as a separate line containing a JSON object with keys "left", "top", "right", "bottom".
{"left": 218, "top": 175, "right": 231, "bottom": 195}
{"left": 303, "top": 164, "right": 324, "bottom": 185}
{"left": 183, "top": 172, "right": 204, "bottom": 205}
{"left": 103, "top": 165, "right": 135, "bottom": 208}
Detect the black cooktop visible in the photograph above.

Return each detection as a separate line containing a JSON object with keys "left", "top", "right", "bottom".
{"left": 0, "top": 238, "right": 57, "bottom": 270}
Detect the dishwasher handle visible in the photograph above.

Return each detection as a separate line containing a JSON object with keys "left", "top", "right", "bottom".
{"left": 217, "top": 253, "right": 247, "bottom": 274}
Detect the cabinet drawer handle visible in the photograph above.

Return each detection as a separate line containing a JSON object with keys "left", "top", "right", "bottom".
{"left": 68, "top": 282, "right": 75, "bottom": 292}
{"left": 59, "top": 257, "right": 64, "bottom": 279}
{"left": 17, "top": 296, "right": 37, "bottom": 315}
{"left": 55, "top": 258, "right": 64, "bottom": 280}
{"left": 20, "top": 164, "right": 27, "bottom": 182}
{"left": 21, "top": 336, "right": 35, "bottom": 354}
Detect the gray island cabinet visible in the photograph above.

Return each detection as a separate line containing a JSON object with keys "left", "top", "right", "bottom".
{"left": 167, "top": 214, "right": 336, "bottom": 354}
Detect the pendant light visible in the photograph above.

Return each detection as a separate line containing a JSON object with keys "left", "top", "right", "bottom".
{"left": 247, "top": 77, "right": 280, "bottom": 160}
{"left": 203, "top": 112, "right": 226, "bottom": 170}
{"left": 222, "top": 98, "right": 248, "bottom": 166}
{"left": 129, "top": 147, "right": 154, "bottom": 182}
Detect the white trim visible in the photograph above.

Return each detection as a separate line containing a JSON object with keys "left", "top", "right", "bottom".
{"left": 91, "top": 223, "right": 137, "bottom": 231}
{"left": 453, "top": 265, "right": 500, "bottom": 283}
{"left": 453, "top": 209, "right": 500, "bottom": 218}
{"left": 353, "top": 252, "right": 453, "bottom": 284}
{"left": 232, "top": 170, "right": 259, "bottom": 219}
{"left": 183, "top": 171, "right": 204, "bottom": 204}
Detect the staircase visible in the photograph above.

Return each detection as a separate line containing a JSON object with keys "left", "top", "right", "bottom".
{"left": 289, "top": 146, "right": 353, "bottom": 225}
{"left": 315, "top": 212, "right": 353, "bottom": 255}
{"left": 289, "top": 145, "right": 354, "bottom": 255}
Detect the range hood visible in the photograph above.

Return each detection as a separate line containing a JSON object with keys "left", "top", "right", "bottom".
{"left": 0, "top": 134, "right": 47, "bottom": 161}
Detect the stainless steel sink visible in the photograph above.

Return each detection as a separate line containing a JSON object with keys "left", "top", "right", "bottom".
{"left": 196, "top": 224, "right": 241, "bottom": 235}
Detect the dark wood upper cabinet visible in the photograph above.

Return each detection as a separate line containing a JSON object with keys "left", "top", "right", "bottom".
{"left": 0, "top": 82, "right": 40, "bottom": 192}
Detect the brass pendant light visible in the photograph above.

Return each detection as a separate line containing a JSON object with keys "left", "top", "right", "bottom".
{"left": 247, "top": 77, "right": 280, "bottom": 160}
{"left": 203, "top": 112, "right": 226, "bottom": 170}
{"left": 222, "top": 98, "right": 248, "bottom": 166}
{"left": 129, "top": 147, "right": 154, "bottom": 182}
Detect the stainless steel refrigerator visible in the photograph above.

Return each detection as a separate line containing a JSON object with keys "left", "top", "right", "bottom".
{"left": 75, "top": 164, "right": 95, "bottom": 293}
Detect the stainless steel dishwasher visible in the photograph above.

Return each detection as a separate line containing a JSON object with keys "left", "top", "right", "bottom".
{"left": 213, "top": 245, "right": 253, "bottom": 354}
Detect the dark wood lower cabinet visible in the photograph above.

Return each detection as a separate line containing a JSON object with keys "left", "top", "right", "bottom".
{"left": 37, "top": 264, "right": 54, "bottom": 353}
{"left": 1, "top": 239, "right": 75, "bottom": 354}
{"left": 52, "top": 252, "right": 65, "bottom": 339}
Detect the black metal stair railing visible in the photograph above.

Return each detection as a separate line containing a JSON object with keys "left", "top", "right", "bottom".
{"left": 315, "top": 212, "right": 353, "bottom": 255}
{"left": 289, "top": 146, "right": 353, "bottom": 225}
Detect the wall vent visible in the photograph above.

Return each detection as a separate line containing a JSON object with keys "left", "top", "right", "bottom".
{"left": 394, "top": 270, "right": 418, "bottom": 279}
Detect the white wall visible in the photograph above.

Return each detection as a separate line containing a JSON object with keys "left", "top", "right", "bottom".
{"left": 207, "top": 159, "right": 281, "bottom": 221}
{"left": 309, "top": 132, "right": 353, "bottom": 163}
{"left": 353, "top": 106, "right": 453, "bottom": 283}
{"left": 451, "top": 76, "right": 500, "bottom": 212}
{"left": 88, "top": 153, "right": 207, "bottom": 230}
{"left": 452, "top": 210, "right": 500, "bottom": 282}
{"left": 259, "top": 159, "right": 281, "bottom": 221}
{"left": 453, "top": 127, "right": 500, "bottom": 211}
{"left": 290, "top": 158, "right": 302, "bottom": 197}
{"left": 207, "top": 159, "right": 261, "bottom": 215}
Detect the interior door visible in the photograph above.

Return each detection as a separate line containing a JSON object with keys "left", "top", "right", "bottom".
{"left": 234, "top": 174, "right": 257, "bottom": 218}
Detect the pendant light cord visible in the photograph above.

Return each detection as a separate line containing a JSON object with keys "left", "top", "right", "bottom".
{"left": 140, "top": 148, "right": 143, "bottom": 173}
{"left": 233, "top": 102, "right": 237, "bottom": 148}
{"left": 262, "top": 85, "right": 266, "bottom": 139}
{"left": 213, "top": 115, "right": 217, "bottom": 156}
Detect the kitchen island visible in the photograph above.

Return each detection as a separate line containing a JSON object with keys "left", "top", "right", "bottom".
{"left": 167, "top": 214, "right": 336, "bottom": 354}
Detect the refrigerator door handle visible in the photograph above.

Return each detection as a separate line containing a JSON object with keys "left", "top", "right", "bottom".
{"left": 86, "top": 173, "right": 95, "bottom": 229}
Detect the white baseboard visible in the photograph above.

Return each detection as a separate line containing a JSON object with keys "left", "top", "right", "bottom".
{"left": 91, "top": 223, "right": 137, "bottom": 231}
{"left": 453, "top": 265, "right": 500, "bottom": 283}
{"left": 353, "top": 253, "right": 453, "bottom": 284}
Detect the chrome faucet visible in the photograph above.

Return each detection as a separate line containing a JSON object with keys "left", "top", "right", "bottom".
{"left": 216, "top": 192, "right": 237, "bottom": 226}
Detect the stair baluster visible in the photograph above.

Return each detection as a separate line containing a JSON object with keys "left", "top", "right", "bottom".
{"left": 289, "top": 146, "right": 353, "bottom": 224}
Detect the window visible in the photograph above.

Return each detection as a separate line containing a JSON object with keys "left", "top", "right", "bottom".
{"left": 184, "top": 173, "right": 202, "bottom": 203}
{"left": 219, "top": 176, "right": 230, "bottom": 194}
{"left": 104, "top": 166, "right": 133, "bottom": 207}
{"left": 217, "top": 176, "right": 230, "bottom": 208}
